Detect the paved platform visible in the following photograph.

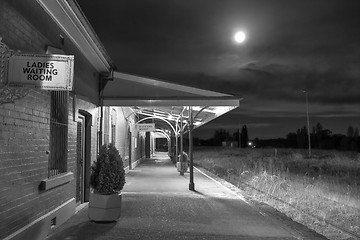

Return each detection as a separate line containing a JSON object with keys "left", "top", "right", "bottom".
{"left": 46, "top": 152, "right": 327, "bottom": 240}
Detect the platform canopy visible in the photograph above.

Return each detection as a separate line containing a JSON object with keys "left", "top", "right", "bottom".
{"left": 102, "top": 71, "right": 242, "bottom": 131}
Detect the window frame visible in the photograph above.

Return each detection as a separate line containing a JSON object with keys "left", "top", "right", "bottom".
{"left": 48, "top": 91, "right": 69, "bottom": 178}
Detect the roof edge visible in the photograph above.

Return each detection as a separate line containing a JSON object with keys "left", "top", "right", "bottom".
{"left": 36, "top": 0, "right": 115, "bottom": 72}
{"left": 113, "top": 71, "right": 237, "bottom": 98}
{"left": 102, "top": 96, "right": 242, "bottom": 107}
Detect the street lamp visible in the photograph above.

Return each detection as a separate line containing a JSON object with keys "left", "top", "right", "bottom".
{"left": 301, "top": 90, "right": 311, "bottom": 157}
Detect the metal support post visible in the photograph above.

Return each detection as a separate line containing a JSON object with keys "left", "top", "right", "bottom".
{"left": 98, "top": 79, "right": 104, "bottom": 153}
{"left": 179, "top": 112, "right": 184, "bottom": 175}
{"left": 189, "top": 106, "right": 195, "bottom": 190}
{"left": 175, "top": 121, "right": 178, "bottom": 163}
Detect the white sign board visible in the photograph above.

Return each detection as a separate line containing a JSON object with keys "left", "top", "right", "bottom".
{"left": 7, "top": 53, "right": 74, "bottom": 90}
{"left": 137, "top": 123, "right": 155, "bottom": 132}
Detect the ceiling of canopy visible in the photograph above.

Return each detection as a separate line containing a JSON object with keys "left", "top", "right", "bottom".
{"left": 133, "top": 105, "right": 237, "bottom": 132}
{"left": 102, "top": 71, "right": 242, "bottom": 134}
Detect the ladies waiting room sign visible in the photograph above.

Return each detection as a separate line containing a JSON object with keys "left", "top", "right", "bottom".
{"left": 7, "top": 53, "right": 74, "bottom": 90}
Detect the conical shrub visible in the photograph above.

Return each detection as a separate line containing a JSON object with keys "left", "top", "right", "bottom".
{"left": 90, "top": 144, "right": 125, "bottom": 194}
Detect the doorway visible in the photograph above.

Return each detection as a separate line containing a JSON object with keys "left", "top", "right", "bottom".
{"left": 76, "top": 111, "right": 91, "bottom": 203}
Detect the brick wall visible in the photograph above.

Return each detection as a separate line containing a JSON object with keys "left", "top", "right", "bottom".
{"left": 0, "top": 90, "right": 68, "bottom": 238}
{"left": 0, "top": 1, "right": 100, "bottom": 238}
{"left": 0, "top": 1, "right": 51, "bottom": 54}
{"left": 0, "top": 1, "right": 149, "bottom": 238}
{"left": 0, "top": 92, "right": 100, "bottom": 239}
{"left": 0, "top": 2, "right": 55, "bottom": 237}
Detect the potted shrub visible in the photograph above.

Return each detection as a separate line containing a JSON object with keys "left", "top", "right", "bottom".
{"left": 88, "top": 143, "right": 125, "bottom": 222}
{"left": 176, "top": 151, "right": 189, "bottom": 173}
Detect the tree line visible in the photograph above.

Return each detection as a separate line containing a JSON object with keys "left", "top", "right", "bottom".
{"left": 266, "top": 123, "right": 360, "bottom": 151}
{"left": 195, "top": 123, "right": 360, "bottom": 152}
{"left": 195, "top": 125, "right": 249, "bottom": 147}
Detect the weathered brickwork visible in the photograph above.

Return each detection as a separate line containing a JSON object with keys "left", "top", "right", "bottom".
{"left": 0, "top": 1, "right": 147, "bottom": 239}
{"left": 0, "top": 2, "right": 90, "bottom": 238}
{"left": 0, "top": 90, "right": 52, "bottom": 237}
{"left": 0, "top": 92, "right": 104, "bottom": 238}
{"left": 0, "top": 1, "right": 50, "bottom": 54}
{"left": 0, "top": 2, "right": 56, "bottom": 237}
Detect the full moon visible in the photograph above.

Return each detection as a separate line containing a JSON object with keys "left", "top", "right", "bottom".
{"left": 234, "top": 31, "right": 246, "bottom": 43}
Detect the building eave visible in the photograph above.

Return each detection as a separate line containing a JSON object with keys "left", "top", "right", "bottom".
{"left": 36, "top": 0, "right": 114, "bottom": 73}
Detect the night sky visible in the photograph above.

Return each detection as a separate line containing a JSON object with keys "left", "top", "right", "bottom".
{"left": 77, "top": 0, "right": 360, "bottom": 140}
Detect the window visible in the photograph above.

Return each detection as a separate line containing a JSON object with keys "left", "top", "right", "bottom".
{"left": 49, "top": 91, "right": 68, "bottom": 177}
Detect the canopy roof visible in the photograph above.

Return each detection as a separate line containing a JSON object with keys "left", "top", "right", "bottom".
{"left": 103, "top": 72, "right": 242, "bottom": 133}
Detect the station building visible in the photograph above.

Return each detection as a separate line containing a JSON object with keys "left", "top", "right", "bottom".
{"left": 0, "top": 1, "right": 240, "bottom": 239}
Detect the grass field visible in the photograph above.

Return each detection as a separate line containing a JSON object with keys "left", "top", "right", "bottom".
{"left": 193, "top": 147, "right": 360, "bottom": 240}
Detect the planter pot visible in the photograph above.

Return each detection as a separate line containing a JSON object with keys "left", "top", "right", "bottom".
{"left": 176, "top": 162, "right": 188, "bottom": 172}
{"left": 88, "top": 192, "right": 122, "bottom": 222}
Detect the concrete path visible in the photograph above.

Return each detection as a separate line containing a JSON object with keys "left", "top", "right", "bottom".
{"left": 46, "top": 152, "right": 327, "bottom": 240}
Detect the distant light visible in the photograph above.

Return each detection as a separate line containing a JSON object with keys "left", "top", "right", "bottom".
{"left": 248, "top": 141, "right": 256, "bottom": 148}
{"left": 234, "top": 31, "right": 246, "bottom": 43}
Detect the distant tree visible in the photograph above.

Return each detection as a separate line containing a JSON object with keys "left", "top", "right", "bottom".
{"left": 213, "top": 128, "right": 231, "bottom": 146}
{"left": 347, "top": 126, "right": 354, "bottom": 138}
{"left": 319, "top": 129, "right": 333, "bottom": 149}
{"left": 240, "top": 125, "right": 249, "bottom": 148}
{"left": 350, "top": 138, "right": 358, "bottom": 151}
{"left": 254, "top": 137, "right": 260, "bottom": 147}
{"left": 332, "top": 134, "right": 344, "bottom": 150}
{"left": 340, "top": 136, "right": 350, "bottom": 150}
{"left": 313, "top": 123, "right": 323, "bottom": 148}
{"left": 315, "top": 123, "right": 323, "bottom": 134}
{"left": 356, "top": 136, "right": 360, "bottom": 151}
{"left": 233, "top": 131, "right": 240, "bottom": 147}
{"left": 285, "top": 132, "right": 297, "bottom": 148}
{"left": 310, "top": 122, "right": 334, "bottom": 149}
{"left": 318, "top": 129, "right": 332, "bottom": 149}
{"left": 296, "top": 126, "right": 307, "bottom": 148}
{"left": 354, "top": 128, "right": 359, "bottom": 138}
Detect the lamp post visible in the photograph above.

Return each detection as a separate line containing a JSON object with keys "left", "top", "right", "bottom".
{"left": 301, "top": 90, "right": 311, "bottom": 157}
